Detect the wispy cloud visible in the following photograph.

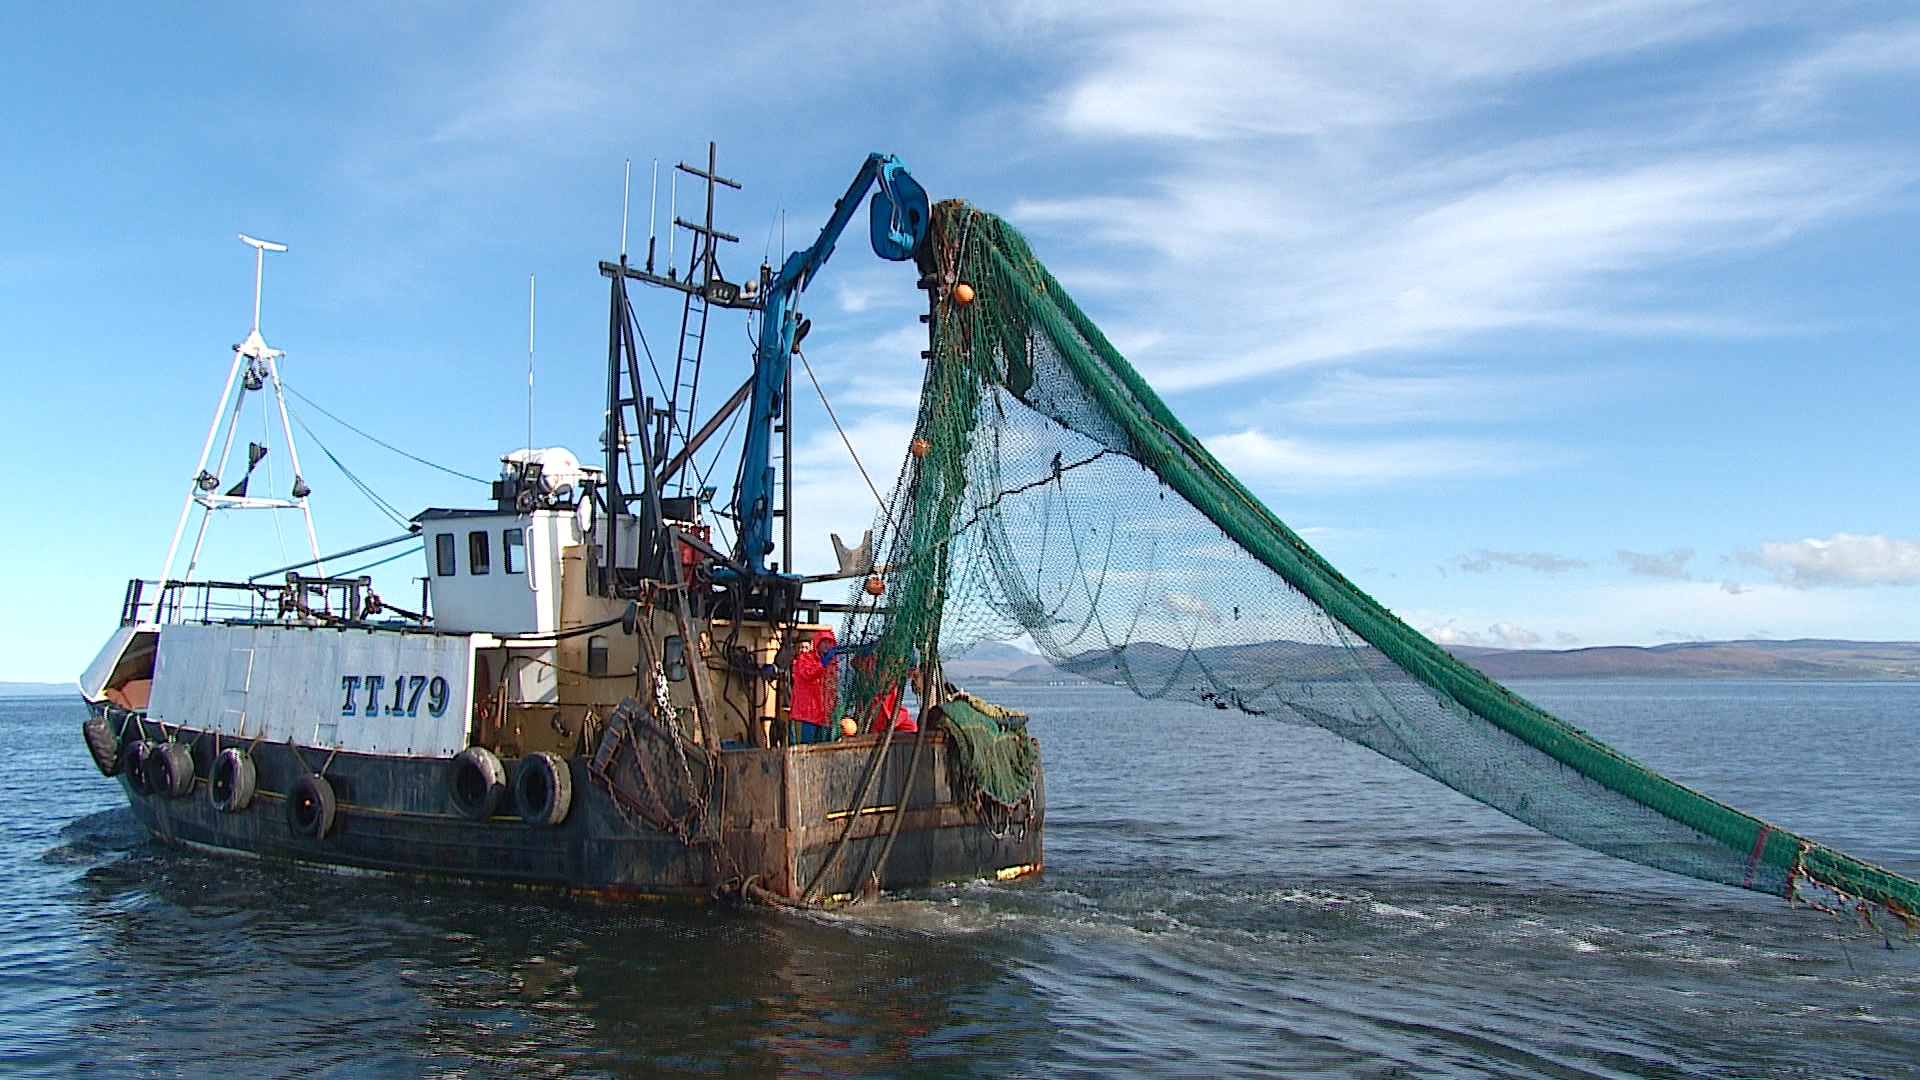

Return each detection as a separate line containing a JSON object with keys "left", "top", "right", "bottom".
{"left": 1049, "top": 0, "right": 1737, "bottom": 142}
{"left": 1000, "top": 5, "right": 1914, "bottom": 393}
{"left": 1026, "top": 148, "right": 1909, "bottom": 391}
{"left": 1756, "top": 22, "right": 1920, "bottom": 122}
{"left": 1450, "top": 550, "right": 1591, "bottom": 575}
{"left": 1270, "top": 368, "right": 1598, "bottom": 427}
{"left": 1738, "top": 533, "right": 1920, "bottom": 588}
{"left": 1618, "top": 547, "right": 1695, "bottom": 579}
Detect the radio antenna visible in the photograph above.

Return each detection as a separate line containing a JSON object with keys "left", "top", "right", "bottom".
{"left": 619, "top": 160, "right": 631, "bottom": 259}
{"left": 645, "top": 158, "right": 659, "bottom": 273}
{"left": 526, "top": 274, "right": 536, "bottom": 457}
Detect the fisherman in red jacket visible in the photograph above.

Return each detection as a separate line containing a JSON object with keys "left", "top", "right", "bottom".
{"left": 837, "top": 648, "right": 919, "bottom": 737}
{"left": 790, "top": 628, "right": 838, "bottom": 743}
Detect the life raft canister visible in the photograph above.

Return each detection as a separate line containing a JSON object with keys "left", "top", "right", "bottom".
{"left": 286, "top": 772, "right": 337, "bottom": 839}
{"left": 512, "top": 751, "right": 573, "bottom": 827}
{"left": 209, "top": 748, "right": 256, "bottom": 813}
{"left": 447, "top": 746, "right": 507, "bottom": 819}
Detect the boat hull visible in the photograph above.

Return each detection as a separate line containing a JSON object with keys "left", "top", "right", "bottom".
{"left": 98, "top": 707, "right": 1042, "bottom": 902}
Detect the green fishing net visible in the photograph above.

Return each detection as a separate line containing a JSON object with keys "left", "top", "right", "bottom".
{"left": 837, "top": 199, "right": 1920, "bottom": 924}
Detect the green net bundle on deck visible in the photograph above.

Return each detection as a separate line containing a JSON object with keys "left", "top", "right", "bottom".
{"left": 837, "top": 199, "right": 1920, "bottom": 924}
{"left": 936, "top": 694, "right": 1039, "bottom": 808}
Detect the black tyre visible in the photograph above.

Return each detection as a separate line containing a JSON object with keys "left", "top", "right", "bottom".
{"left": 144, "top": 742, "right": 195, "bottom": 799}
{"left": 209, "top": 748, "right": 256, "bottom": 813}
{"left": 124, "top": 741, "right": 156, "bottom": 796}
{"left": 83, "top": 714, "right": 122, "bottom": 777}
{"left": 513, "top": 751, "right": 573, "bottom": 826}
{"left": 287, "top": 773, "right": 336, "bottom": 839}
{"left": 447, "top": 746, "right": 507, "bottom": 820}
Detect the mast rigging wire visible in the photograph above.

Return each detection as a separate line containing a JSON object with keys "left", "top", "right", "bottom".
{"left": 282, "top": 383, "right": 489, "bottom": 485}
{"left": 336, "top": 544, "right": 424, "bottom": 578}
{"left": 285, "top": 404, "right": 412, "bottom": 530}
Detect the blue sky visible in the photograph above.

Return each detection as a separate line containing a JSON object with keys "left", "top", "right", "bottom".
{"left": 4, "top": 3, "right": 1919, "bottom": 681}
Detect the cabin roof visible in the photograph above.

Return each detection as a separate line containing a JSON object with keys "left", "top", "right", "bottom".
{"left": 413, "top": 507, "right": 513, "bottom": 522}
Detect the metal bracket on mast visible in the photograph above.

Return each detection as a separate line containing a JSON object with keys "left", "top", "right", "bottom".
{"left": 157, "top": 234, "right": 324, "bottom": 584}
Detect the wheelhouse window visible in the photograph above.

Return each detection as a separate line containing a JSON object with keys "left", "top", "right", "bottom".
{"left": 434, "top": 533, "right": 457, "bottom": 577}
{"left": 468, "top": 531, "right": 491, "bottom": 575}
{"left": 503, "top": 528, "right": 526, "bottom": 574}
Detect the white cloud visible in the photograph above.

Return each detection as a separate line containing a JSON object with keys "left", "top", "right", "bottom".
{"left": 1423, "top": 620, "right": 1545, "bottom": 648}
{"left": 1488, "top": 622, "right": 1543, "bottom": 647}
{"left": 1161, "top": 591, "right": 1222, "bottom": 622}
{"left": 1205, "top": 428, "right": 1544, "bottom": 490}
{"left": 1738, "top": 533, "right": 1920, "bottom": 589}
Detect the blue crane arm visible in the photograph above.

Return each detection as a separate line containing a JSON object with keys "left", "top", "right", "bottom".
{"left": 733, "top": 153, "right": 928, "bottom": 575}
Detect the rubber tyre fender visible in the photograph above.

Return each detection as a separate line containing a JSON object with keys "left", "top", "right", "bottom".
{"left": 144, "top": 742, "right": 196, "bottom": 800}
{"left": 123, "top": 740, "right": 155, "bottom": 795}
{"left": 208, "top": 748, "right": 257, "bottom": 813}
{"left": 83, "top": 714, "right": 123, "bottom": 777}
{"left": 287, "top": 772, "right": 337, "bottom": 839}
{"left": 513, "top": 751, "right": 573, "bottom": 826}
{"left": 447, "top": 746, "right": 507, "bottom": 820}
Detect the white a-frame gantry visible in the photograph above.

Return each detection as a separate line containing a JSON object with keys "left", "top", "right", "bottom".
{"left": 157, "top": 234, "right": 323, "bottom": 583}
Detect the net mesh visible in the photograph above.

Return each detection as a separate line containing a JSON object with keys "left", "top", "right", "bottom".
{"left": 836, "top": 200, "right": 1920, "bottom": 923}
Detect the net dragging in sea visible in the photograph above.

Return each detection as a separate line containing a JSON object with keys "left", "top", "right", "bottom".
{"left": 835, "top": 199, "right": 1920, "bottom": 925}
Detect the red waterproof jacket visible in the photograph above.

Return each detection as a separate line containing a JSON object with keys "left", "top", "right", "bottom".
{"left": 791, "top": 629, "right": 837, "bottom": 723}
{"left": 875, "top": 683, "right": 918, "bottom": 733}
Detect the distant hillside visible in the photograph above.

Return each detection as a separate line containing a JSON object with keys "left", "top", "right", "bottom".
{"left": 0, "top": 682, "right": 75, "bottom": 697}
{"left": 1451, "top": 639, "right": 1920, "bottom": 679}
{"left": 942, "top": 638, "right": 1920, "bottom": 683}
{"left": 943, "top": 642, "right": 1090, "bottom": 685}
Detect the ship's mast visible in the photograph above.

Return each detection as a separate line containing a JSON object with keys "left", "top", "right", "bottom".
{"left": 596, "top": 142, "right": 763, "bottom": 597}
{"left": 157, "top": 234, "right": 322, "bottom": 583}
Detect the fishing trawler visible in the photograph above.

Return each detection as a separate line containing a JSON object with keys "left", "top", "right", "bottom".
{"left": 77, "top": 150, "right": 1043, "bottom": 904}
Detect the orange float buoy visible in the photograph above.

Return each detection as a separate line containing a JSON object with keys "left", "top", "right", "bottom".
{"left": 909, "top": 437, "right": 931, "bottom": 458}
{"left": 863, "top": 575, "right": 886, "bottom": 597}
{"left": 839, "top": 717, "right": 860, "bottom": 738}
{"left": 953, "top": 282, "right": 975, "bottom": 304}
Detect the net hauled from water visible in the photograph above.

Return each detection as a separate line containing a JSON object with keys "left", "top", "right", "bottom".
{"left": 837, "top": 200, "right": 1920, "bottom": 923}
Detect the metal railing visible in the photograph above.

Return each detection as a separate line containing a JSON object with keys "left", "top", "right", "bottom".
{"left": 120, "top": 575, "right": 427, "bottom": 628}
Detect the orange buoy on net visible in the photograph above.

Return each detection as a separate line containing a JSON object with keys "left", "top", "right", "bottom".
{"left": 909, "top": 437, "right": 931, "bottom": 458}
{"left": 952, "top": 282, "right": 975, "bottom": 304}
{"left": 839, "top": 717, "right": 860, "bottom": 738}
{"left": 863, "top": 575, "right": 886, "bottom": 597}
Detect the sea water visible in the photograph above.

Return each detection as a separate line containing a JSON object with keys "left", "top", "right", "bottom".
{"left": 4, "top": 681, "right": 1918, "bottom": 1078}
